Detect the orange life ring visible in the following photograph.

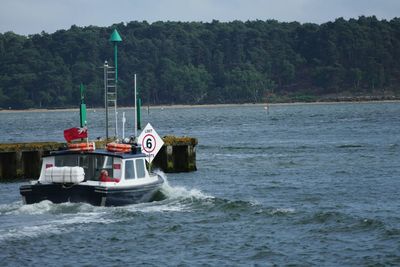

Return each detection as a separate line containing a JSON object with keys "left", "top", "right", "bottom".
{"left": 107, "top": 147, "right": 131, "bottom": 153}
{"left": 106, "top": 142, "right": 131, "bottom": 153}
{"left": 68, "top": 142, "right": 95, "bottom": 151}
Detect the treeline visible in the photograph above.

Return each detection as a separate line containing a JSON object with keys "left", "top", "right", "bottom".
{"left": 0, "top": 16, "right": 399, "bottom": 109}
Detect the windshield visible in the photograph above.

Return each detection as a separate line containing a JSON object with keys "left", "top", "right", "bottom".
{"left": 54, "top": 154, "right": 114, "bottom": 180}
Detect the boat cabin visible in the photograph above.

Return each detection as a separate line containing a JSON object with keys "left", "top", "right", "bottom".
{"left": 38, "top": 150, "right": 150, "bottom": 184}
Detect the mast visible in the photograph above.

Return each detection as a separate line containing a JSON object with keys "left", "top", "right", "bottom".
{"left": 134, "top": 74, "right": 137, "bottom": 138}
{"left": 79, "top": 83, "right": 87, "bottom": 128}
{"left": 102, "top": 29, "right": 123, "bottom": 140}
{"left": 103, "top": 61, "right": 109, "bottom": 139}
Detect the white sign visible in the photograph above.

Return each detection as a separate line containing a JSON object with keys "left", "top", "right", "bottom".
{"left": 137, "top": 123, "right": 164, "bottom": 163}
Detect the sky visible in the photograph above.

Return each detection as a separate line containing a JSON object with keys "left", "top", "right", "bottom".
{"left": 1, "top": 0, "right": 400, "bottom": 35}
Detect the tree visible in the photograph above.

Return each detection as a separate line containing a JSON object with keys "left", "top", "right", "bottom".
{"left": 0, "top": 17, "right": 400, "bottom": 108}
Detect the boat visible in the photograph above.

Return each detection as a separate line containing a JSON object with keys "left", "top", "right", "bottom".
{"left": 20, "top": 30, "right": 165, "bottom": 206}
{"left": 19, "top": 144, "right": 164, "bottom": 206}
{"left": 19, "top": 72, "right": 164, "bottom": 206}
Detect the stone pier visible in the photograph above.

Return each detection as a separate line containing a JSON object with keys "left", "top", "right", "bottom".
{"left": 152, "top": 136, "right": 197, "bottom": 173}
{"left": 0, "top": 136, "right": 197, "bottom": 180}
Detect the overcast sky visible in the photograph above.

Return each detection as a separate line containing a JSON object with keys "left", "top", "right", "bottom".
{"left": 1, "top": 0, "right": 399, "bottom": 35}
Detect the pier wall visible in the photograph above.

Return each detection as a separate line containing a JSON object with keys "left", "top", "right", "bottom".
{"left": 152, "top": 136, "right": 197, "bottom": 173}
{"left": 0, "top": 137, "right": 197, "bottom": 180}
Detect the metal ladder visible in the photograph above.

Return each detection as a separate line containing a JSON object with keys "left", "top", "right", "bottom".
{"left": 103, "top": 61, "right": 118, "bottom": 139}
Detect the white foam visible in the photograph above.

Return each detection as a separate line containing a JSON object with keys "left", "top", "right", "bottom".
{"left": 246, "top": 198, "right": 262, "bottom": 206}
{"left": 0, "top": 171, "right": 215, "bottom": 243}
{"left": 8, "top": 200, "right": 54, "bottom": 215}
{"left": 122, "top": 201, "right": 190, "bottom": 213}
{"left": 155, "top": 170, "right": 214, "bottom": 201}
{"left": 0, "top": 224, "right": 61, "bottom": 242}
{"left": 161, "top": 184, "right": 213, "bottom": 200}
{"left": 54, "top": 211, "right": 116, "bottom": 225}
{"left": 107, "top": 171, "right": 215, "bottom": 214}
{"left": 0, "top": 201, "right": 121, "bottom": 243}
{"left": 0, "top": 208, "right": 118, "bottom": 243}
{"left": 0, "top": 201, "right": 22, "bottom": 215}
{"left": 271, "top": 207, "right": 295, "bottom": 215}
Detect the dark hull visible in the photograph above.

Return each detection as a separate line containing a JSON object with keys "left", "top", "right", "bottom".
{"left": 20, "top": 176, "right": 164, "bottom": 206}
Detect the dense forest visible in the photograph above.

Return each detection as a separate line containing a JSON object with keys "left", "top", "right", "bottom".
{"left": 0, "top": 16, "right": 399, "bottom": 109}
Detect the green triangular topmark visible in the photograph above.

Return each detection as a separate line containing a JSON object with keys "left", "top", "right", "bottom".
{"left": 110, "top": 29, "right": 122, "bottom": 42}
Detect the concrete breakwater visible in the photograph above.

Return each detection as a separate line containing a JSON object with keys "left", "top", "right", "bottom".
{"left": 0, "top": 136, "right": 197, "bottom": 180}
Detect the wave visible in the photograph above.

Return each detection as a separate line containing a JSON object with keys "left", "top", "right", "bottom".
{"left": 0, "top": 201, "right": 23, "bottom": 215}
{"left": 0, "top": 203, "right": 114, "bottom": 243}
{"left": 2, "top": 200, "right": 100, "bottom": 216}
{"left": 0, "top": 171, "right": 297, "bottom": 244}
{"left": 198, "top": 144, "right": 277, "bottom": 151}
{"left": 298, "top": 210, "right": 350, "bottom": 225}
{"left": 159, "top": 173, "right": 214, "bottom": 201}
{"left": 0, "top": 172, "right": 214, "bottom": 219}
{"left": 153, "top": 172, "right": 267, "bottom": 213}
{"left": 198, "top": 144, "right": 317, "bottom": 153}
{"left": 297, "top": 210, "right": 388, "bottom": 234}
{"left": 103, "top": 171, "right": 216, "bottom": 216}
{"left": 253, "top": 206, "right": 296, "bottom": 216}
{"left": 336, "top": 144, "right": 364, "bottom": 148}
{"left": 115, "top": 172, "right": 296, "bottom": 217}
{"left": 269, "top": 207, "right": 296, "bottom": 215}
{"left": 384, "top": 228, "right": 400, "bottom": 238}
{"left": 388, "top": 143, "right": 399, "bottom": 149}
{"left": 1, "top": 173, "right": 292, "bottom": 218}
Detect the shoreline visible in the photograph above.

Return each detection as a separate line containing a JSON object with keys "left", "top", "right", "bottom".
{"left": 0, "top": 99, "right": 399, "bottom": 113}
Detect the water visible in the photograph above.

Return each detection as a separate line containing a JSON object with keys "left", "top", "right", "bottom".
{"left": 0, "top": 102, "right": 399, "bottom": 266}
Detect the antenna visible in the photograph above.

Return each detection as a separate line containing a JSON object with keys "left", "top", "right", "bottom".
{"left": 122, "top": 111, "right": 126, "bottom": 140}
{"left": 79, "top": 83, "right": 87, "bottom": 127}
{"left": 134, "top": 74, "right": 137, "bottom": 138}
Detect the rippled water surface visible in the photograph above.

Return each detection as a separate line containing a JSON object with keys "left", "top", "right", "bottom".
{"left": 0, "top": 102, "right": 399, "bottom": 266}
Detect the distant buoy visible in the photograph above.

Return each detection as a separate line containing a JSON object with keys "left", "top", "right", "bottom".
{"left": 264, "top": 105, "right": 270, "bottom": 115}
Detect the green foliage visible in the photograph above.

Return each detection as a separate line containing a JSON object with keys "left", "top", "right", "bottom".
{"left": 0, "top": 17, "right": 400, "bottom": 109}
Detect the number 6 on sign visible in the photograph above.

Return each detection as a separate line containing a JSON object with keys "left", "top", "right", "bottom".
{"left": 142, "top": 134, "right": 156, "bottom": 153}
{"left": 146, "top": 138, "right": 153, "bottom": 150}
{"left": 138, "top": 123, "right": 164, "bottom": 163}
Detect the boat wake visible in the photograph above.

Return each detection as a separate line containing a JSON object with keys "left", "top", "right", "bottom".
{"left": 1, "top": 172, "right": 294, "bottom": 217}
{"left": 0, "top": 172, "right": 217, "bottom": 243}
{"left": 140, "top": 172, "right": 297, "bottom": 217}
{"left": 117, "top": 171, "right": 215, "bottom": 214}
{"left": 0, "top": 201, "right": 114, "bottom": 243}
{"left": 0, "top": 172, "right": 297, "bottom": 244}
{"left": 0, "top": 172, "right": 212, "bottom": 216}
{"left": 157, "top": 171, "right": 213, "bottom": 200}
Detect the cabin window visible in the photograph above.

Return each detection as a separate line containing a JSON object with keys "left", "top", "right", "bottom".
{"left": 55, "top": 155, "right": 77, "bottom": 166}
{"left": 95, "top": 155, "right": 114, "bottom": 180}
{"left": 135, "top": 159, "right": 146, "bottom": 179}
{"left": 125, "top": 160, "right": 135, "bottom": 179}
{"left": 54, "top": 154, "right": 114, "bottom": 180}
{"left": 103, "top": 156, "right": 113, "bottom": 169}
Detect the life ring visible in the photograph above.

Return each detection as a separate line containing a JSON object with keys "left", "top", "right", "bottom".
{"left": 68, "top": 142, "right": 95, "bottom": 151}
{"left": 106, "top": 142, "right": 131, "bottom": 153}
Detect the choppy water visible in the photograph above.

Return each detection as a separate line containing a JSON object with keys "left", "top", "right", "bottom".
{"left": 0, "top": 102, "right": 399, "bottom": 266}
